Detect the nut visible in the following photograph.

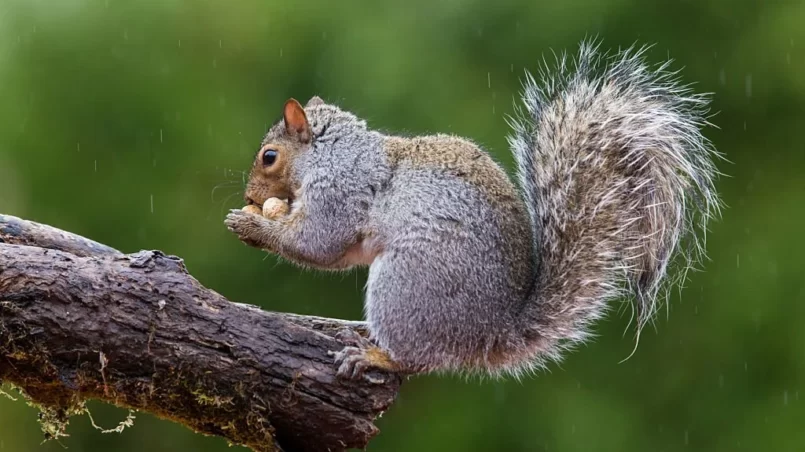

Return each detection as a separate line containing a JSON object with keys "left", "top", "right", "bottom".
{"left": 242, "top": 205, "right": 262, "bottom": 215}
{"left": 263, "top": 198, "right": 289, "bottom": 219}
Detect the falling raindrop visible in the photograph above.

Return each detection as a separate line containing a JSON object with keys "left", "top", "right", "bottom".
{"left": 745, "top": 74, "right": 752, "bottom": 98}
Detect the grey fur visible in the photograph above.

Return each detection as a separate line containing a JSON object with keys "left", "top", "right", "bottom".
{"left": 507, "top": 40, "right": 722, "bottom": 375}
{"left": 225, "top": 41, "right": 721, "bottom": 379}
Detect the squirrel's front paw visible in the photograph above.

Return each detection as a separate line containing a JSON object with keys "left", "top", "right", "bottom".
{"left": 225, "top": 209, "right": 269, "bottom": 249}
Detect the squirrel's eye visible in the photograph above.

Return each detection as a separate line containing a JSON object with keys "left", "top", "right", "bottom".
{"left": 262, "top": 149, "right": 278, "bottom": 167}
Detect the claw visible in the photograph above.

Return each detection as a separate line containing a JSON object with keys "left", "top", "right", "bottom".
{"left": 224, "top": 209, "right": 267, "bottom": 248}
{"left": 333, "top": 346, "right": 362, "bottom": 378}
{"left": 330, "top": 346, "right": 385, "bottom": 383}
{"left": 328, "top": 341, "right": 398, "bottom": 384}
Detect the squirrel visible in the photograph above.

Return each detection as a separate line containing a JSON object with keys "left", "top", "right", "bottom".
{"left": 225, "top": 41, "right": 721, "bottom": 379}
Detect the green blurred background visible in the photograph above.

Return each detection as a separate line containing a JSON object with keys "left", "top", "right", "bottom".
{"left": 1, "top": 0, "right": 803, "bottom": 450}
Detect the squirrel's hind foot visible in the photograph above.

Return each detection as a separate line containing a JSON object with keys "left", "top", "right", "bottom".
{"left": 330, "top": 346, "right": 396, "bottom": 384}
{"left": 329, "top": 329, "right": 398, "bottom": 383}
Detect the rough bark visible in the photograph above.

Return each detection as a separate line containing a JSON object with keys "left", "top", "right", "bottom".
{"left": 0, "top": 214, "right": 401, "bottom": 452}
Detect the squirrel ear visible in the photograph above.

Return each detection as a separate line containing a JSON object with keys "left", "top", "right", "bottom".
{"left": 306, "top": 96, "right": 325, "bottom": 107}
{"left": 283, "top": 98, "right": 311, "bottom": 143}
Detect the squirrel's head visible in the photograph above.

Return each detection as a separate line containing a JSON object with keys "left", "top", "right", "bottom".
{"left": 244, "top": 97, "right": 324, "bottom": 208}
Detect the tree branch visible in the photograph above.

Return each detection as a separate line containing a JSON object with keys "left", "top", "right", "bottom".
{"left": 0, "top": 214, "right": 401, "bottom": 452}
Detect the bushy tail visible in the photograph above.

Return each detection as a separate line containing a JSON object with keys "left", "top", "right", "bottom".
{"left": 508, "top": 41, "right": 722, "bottom": 369}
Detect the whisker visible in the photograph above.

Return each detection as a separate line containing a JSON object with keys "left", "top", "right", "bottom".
{"left": 210, "top": 181, "right": 243, "bottom": 203}
{"left": 218, "top": 190, "right": 243, "bottom": 219}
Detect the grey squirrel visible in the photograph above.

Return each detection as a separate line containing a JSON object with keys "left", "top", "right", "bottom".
{"left": 225, "top": 41, "right": 721, "bottom": 379}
